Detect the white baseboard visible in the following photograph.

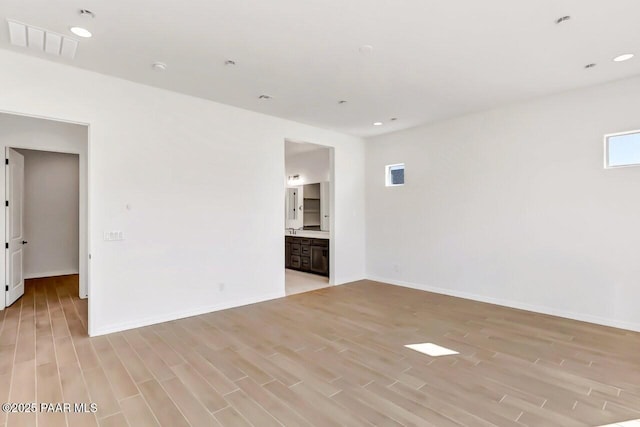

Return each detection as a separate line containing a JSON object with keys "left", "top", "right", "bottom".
{"left": 367, "top": 275, "right": 640, "bottom": 333}
{"left": 90, "top": 291, "right": 286, "bottom": 337}
{"left": 24, "top": 270, "right": 79, "bottom": 280}
{"left": 334, "top": 276, "right": 367, "bottom": 286}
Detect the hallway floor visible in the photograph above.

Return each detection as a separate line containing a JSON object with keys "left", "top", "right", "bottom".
{"left": 284, "top": 269, "right": 330, "bottom": 295}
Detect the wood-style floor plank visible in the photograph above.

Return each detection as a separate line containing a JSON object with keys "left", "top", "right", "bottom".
{"left": 118, "top": 394, "right": 159, "bottom": 427}
{"left": 137, "top": 380, "right": 189, "bottom": 427}
{"left": 160, "top": 377, "right": 220, "bottom": 426}
{"left": 0, "top": 275, "right": 639, "bottom": 426}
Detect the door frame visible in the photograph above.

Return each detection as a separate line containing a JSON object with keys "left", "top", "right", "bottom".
{"left": 283, "top": 139, "right": 336, "bottom": 286}
{"left": 0, "top": 110, "right": 91, "bottom": 332}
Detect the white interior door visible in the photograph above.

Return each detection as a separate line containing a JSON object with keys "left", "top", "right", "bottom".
{"left": 320, "top": 181, "right": 330, "bottom": 231}
{"left": 5, "top": 148, "right": 25, "bottom": 306}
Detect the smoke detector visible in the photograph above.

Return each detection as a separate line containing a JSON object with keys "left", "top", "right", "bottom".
{"left": 152, "top": 62, "right": 167, "bottom": 71}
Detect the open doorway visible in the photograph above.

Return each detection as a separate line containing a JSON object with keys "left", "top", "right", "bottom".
{"left": 284, "top": 140, "right": 334, "bottom": 295}
{"left": 1, "top": 112, "right": 88, "bottom": 332}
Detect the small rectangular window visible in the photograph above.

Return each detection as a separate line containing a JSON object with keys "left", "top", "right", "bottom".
{"left": 605, "top": 130, "right": 640, "bottom": 168}
{"left": 386, "top": 163, "right": 405, "bottom": 186}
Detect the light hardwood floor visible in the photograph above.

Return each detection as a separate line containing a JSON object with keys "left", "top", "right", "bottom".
{"left": 1, "top": 275, "right": 639, "bottom": 426}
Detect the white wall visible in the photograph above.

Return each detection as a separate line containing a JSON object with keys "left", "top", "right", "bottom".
{"left": 285, "top": 148, "right": 330, "bottom": 185}
{"left": 366, "top": 75, "right": 640, "bottom": 332}
{"left": 0, "top": 50, "right": 366, "bottom": 336}
{"left": 17, "top": 149, "right": 80, "bottom": 279}
{"left": 0, "top": 114, "right": 88, "bottom": 296}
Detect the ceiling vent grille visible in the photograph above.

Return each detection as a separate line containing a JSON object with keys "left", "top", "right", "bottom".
{"left": 7, "top": 20, "right": 79, "bottom": 60}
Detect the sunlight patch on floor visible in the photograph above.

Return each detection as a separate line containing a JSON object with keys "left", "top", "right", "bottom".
{"left": 405, "top": 343, "right": 459, "bottom": 357}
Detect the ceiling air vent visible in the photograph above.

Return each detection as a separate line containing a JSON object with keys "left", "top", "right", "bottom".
{"left": 7, "top": 20, "right": 79, "bottom": 60}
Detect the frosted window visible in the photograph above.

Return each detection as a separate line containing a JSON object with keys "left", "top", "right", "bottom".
{"left": 606, "top": 131, "right": 640, "bottom": 168}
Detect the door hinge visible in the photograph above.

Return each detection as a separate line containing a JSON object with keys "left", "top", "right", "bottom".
{"left": 4, "top": 201, "right": 7, "bottom": 207}
{"left": 4, "top": 159, "right": 8, "bottom": 165}
{"left": 5, "top": 285, "right": 7, "bottom": 291}
{"left": 4, "top": 243, "right": 7, "bottom": 249}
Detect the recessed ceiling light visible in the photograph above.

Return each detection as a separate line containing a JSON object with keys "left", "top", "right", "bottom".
{"left": 152, "top": 62, "right": 167, "bottom": 71}
{"left": 613, "top": 54, "right": 634, "bottom": 62}
{"left": 373, "top": 122, "right": 383, "bottom": 126}
{"left": 258, "top": 94, "right": 273, "bottom": 100}
{"left": 555, "top": 16, "right": 571, "bottom": 24}
{"left": 69, "top": 27, "right": 91, "bottom": 38}
{"left": 359, "top": 45, "right": 374, "bottom": 54}
{"left": 584, "top": 63, "right": 597, "bottom": 69}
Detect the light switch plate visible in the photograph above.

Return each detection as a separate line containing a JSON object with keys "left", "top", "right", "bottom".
{"left": 103, "top": 231, "right": 124, "bottom": 241}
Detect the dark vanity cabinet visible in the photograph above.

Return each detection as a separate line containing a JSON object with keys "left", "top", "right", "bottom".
{"left": 285, "top": 242, "right": 291, "bottom": 268}
{"left": 285, "top": 237, "right": 329, "bottom": 277}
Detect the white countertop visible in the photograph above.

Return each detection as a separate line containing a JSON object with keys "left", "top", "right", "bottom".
{"left": 285, "top": 229, "right": 329, "bottom": 239}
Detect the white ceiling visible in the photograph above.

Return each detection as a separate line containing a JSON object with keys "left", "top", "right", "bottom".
{"left": 1, "top": 0, "right": 639, "bottom": 137}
